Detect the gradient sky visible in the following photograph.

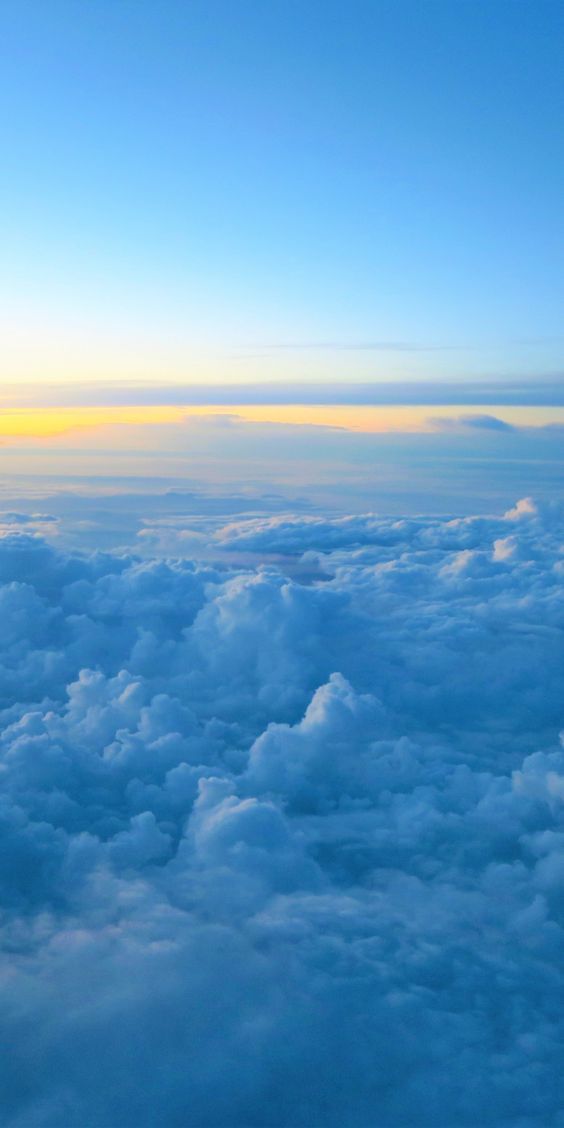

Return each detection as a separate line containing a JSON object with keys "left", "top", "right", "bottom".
{"left": 1, "top": 0, "right": 563, "bottom": 389}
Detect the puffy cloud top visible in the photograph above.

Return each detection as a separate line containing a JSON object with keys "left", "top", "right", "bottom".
{"left": 1, "top": 499, "right": 564, "bottom": 1125}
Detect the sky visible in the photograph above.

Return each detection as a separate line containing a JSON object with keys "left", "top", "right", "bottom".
{"left": 1, "top": 0, "right": 563, "bottom": 392}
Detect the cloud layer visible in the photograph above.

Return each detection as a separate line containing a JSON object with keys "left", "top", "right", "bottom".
{"left": 1, "top": 497, "right": 564, "bottom": 1125}
{"left": 4, "top": 379, "right": 564, "bottom": 407}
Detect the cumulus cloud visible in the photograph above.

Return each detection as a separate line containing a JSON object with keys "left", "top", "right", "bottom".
{"left": 1, "top": 498, "right": 564, "bottom": 1125}
{"left": 0, "top": 511, "right": 58, "bottom": 524}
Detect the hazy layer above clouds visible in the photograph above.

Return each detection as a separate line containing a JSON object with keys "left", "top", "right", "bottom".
{"left": 1, "top": 496, "right": 564, "bottom": 1125}
{"left": 0, "top": 406, "right": 563, "bottom": 537}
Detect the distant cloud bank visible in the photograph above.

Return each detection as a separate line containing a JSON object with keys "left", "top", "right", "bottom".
{"left": 1, "top": 496, "right": 564, "bottom": 1124}
{"left": 3, "top": 378, "right": 564, "bottom": 407}
{"left": 428, "top": 411, "right": 516, "bottom": 431}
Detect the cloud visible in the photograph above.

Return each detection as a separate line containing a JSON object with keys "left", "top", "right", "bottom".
{"left": 3, "top": 378, "right": 564, "bottom": 407}
{"left": 0, "top": 499, "right": 564, "bottom": 1123}
{"left": 429, "top": 412, "right": 516, "bottom": 432}
{"left": 258, "top": 340, "right": 464, "bottom": 352}
{"left": 0, "top": 511, "right": 58, "bottom": 524}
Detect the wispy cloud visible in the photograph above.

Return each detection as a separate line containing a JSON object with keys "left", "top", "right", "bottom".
{"left": 257, "top": 341, "right": 465, "bottom": 352}
{"left": 241, "top": 336, "right": 564, "bottom": 355}
{"left": 2, "top": 379, "right": 564, "bottom": 408}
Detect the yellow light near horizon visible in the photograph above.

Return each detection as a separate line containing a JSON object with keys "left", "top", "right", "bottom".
{"left": 0, "top": 403, "right": 451, "bottom": 440}
{"left": 0, "top": 406, "right": 189, "bottom": 439}
{"left": 0, "top": 402, "right": 561, "bottom": 442}
{"left": 0, "top": 403, "right": 428, "bottom": 440}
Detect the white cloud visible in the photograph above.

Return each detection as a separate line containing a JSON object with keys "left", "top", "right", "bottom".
{"left": 0, "top": 499, "right": 564, "bottom": 1124}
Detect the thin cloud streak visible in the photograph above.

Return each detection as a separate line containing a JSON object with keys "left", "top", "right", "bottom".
{"left": 257, "top": 341, "right": 465, "bottom": 352}
{"left": 3, "top": 380, "right": 564, "bottom": 408}
{"left": 257, "top": 337, "right": 564, "bottom": 353}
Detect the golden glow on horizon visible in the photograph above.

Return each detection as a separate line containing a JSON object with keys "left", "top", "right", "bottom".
{"left": 0, "top": 403, "right": 562, "bottom": 441}
{"left": 0, "top": 406, "right": 188, "bottom": 439}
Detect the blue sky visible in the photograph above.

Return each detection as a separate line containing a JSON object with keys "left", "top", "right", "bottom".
{"left": 1, "top": 0, "right": 563, "bottom": 388}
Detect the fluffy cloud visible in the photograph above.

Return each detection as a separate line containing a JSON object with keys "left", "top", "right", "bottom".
{"left": 1, "top": 499, "right": 564, "bottom": 1125}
